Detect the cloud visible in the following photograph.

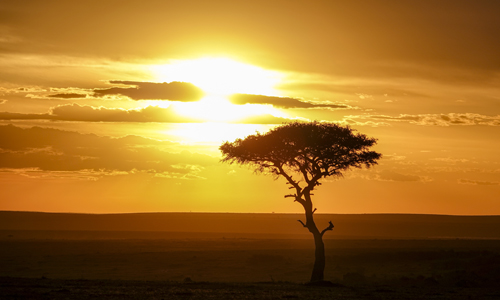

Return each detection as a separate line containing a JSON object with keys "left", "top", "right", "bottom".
{"left": 351, "top": 170, "right": 432, "bottom": 182}
{"left": 377, "top": 171, "right": 429, "bottom": 182}
{"left": 432, "top": 157, "right": 469, "bottom": 164}
{"left": 0, "top": 99, "right": 7, "bottom": 104}
{"left": 384, "top": 154, "right": 407, "bottom": 161}
{"left": 341, "top": 118, "right": 390, "bottom": 127}
{"left": 48, "top": 93, "right": 87, "bottom": 99}
{"left": 94, "top": 81, "right": 205, "bottom": 101}
{"left": 0, "top": 86, "right": 47, "bottom": 94}
{"left": 0, "top": 103, "right": 298, "bottom": 124}
{"left": 0, "top": 124, "right": 216, "bottom": 176}
{"left": 0, "top": 111, "right": 47, "bottom": 120}
{"left": 13, "top": 82, "right": 203, "bottom": 102}
{"left": 356, "top": 93, "right": 373, "bottom": 100}
{"left": 0, "top": 168, "right": 128, "bottom": 181}
{"left": 5, "top": 1, "right": 499, "bottom": 79}
{"left": 49, "top": 103, "right": 197, "bottom": 123}
{"left": 458, "top": 179, "right": 499, "bottom": 186}
{"left": 348, "top": 113, "right": 500, "bottom": 126}
{"left": 0, "top": 103, "right": 198, "bottom": 123}
{"left": 229, "top": 93, "right": 349, "bottom": 109}
{"left": 15, "top": 87, "right": 93, "bottom": 100}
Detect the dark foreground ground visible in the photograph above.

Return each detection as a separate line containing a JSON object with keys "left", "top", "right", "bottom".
{"left": 2, "top": 276, "right": 500, "bottom": 300}
{"left": 1, "top": 231, "right": 500, "bottom": 299}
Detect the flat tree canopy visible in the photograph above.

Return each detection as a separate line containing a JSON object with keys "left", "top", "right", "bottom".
{"left": 220, "top": 121, "right": 380, "bottom": 184}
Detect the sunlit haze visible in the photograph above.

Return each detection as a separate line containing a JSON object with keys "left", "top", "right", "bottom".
{"left": 151, "top": 58, "right": 283, "bottom": 96}
{"left": 172, "top": 96, "right": 286, "bottom": 123}
{"left": 1, "top": 1, "right": 499, "bottom": 215}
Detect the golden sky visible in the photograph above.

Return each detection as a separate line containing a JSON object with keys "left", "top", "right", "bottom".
{"left": 1, "top": 0, "right": 499, "bottom": 215}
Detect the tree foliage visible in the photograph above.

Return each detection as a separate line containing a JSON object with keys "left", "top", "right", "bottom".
{"left": 220, "top": 121, "right": 381, "bottom": 192}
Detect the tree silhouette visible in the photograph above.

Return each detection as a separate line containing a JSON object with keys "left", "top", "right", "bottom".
{"left": 220, "top": 121, "right": 381, "bottom": 283}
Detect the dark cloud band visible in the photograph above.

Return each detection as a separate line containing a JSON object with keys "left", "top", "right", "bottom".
{"left": 93, "top": 81, "right": 205, "bottom": 101}
{"left": 229, "top": 93, "right": 348, "bottom": 109}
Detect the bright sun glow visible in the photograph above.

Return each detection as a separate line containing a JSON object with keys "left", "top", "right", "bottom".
{"left": 164, "top": 123, "right": 275, "bottom": 145}
{"left": 151, "top": 57, "right": 283, "bottom": 96}
{"left": 149, "top": 57, "right": 288, "bottom": 124}
{"left": 172, "top": 96, "right": 286, "bottom": 123}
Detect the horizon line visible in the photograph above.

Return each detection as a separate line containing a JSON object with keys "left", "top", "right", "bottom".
{"left": 1, "top": 210, "right": 500, "bottom": 217}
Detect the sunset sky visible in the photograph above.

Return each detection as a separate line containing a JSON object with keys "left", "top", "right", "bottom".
{"left": 1, "top": 0, "right": 499, "bottom": 215}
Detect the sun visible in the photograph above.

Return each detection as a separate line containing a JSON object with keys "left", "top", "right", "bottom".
{"left": 150, "top": 57, "right": 283, "bottom": 96}
{"left": 149, "top": 57, "right": 287, "bottom": 124}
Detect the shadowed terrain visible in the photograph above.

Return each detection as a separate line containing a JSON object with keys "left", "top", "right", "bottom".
{"left": 1, "top": 212, "right": 500, "bottom": 299}
{"left": 2, "top": 211, "right": 500, "bottom": 239}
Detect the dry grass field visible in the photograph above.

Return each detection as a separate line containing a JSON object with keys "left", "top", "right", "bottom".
{"left": 1, "top": 232, "right": 500, "bottom": 299}
{"left": 3, "top": 276, "right": 499, "bottom": 300}
{"left": 1, "top": 212, "right": 500, "bottom": 299}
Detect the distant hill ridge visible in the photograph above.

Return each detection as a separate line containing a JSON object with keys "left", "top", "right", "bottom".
{"left": 1, "top": 211, "right": 500, "bottom": 239}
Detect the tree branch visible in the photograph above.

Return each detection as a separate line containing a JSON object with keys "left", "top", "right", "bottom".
{"left": 320, "top": 221, "right": 334, "bottom": 236}
{"left": 295, "top": 159, "right": 311, "bottom": 184}
{"left": 278, "top": 166, "right": 300, "bottom": 190}
{"left": 297, "top": 220, "right": 307, "bottom": 228}
{"left": 277, "top": 165, "right": 306, "bottom": 205}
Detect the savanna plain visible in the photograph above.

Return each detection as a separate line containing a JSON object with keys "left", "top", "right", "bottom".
{"left": 1, "top": 212, "right": 500, "bottom": 299}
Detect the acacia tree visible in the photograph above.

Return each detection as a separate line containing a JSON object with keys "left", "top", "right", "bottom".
{"left": 220, "top": 121, "right": 381, "bottom": 283}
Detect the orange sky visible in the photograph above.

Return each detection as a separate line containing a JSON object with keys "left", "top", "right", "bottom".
{"left": 1, "top": 0, "right": 499, "bottom": 215}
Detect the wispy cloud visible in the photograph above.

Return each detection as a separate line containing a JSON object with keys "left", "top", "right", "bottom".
{"left": 229, "top": 93, "right": 349, "bottom": 109}
{"left": 432, "top": 157, "right": 470, "bottom": 164}
{"left": 94, "top": 81, "right": 204, "bottom": 101}
{"left": 376, "top": 171, "right": 432, "bottom": 182}
{"left": 458, "top": 179, "right": 499, "bottom": 186}
{"left": 0, "top": 104, "right": 195, "bottom": 123}
{"left": 47, "top": 93, "right": 87, "bottom": 99}
{"left": 348, "top": 113, "right": 500, "bottom": 126}
{"left": 347, "top": 170, "right": 432, "bottom": 183}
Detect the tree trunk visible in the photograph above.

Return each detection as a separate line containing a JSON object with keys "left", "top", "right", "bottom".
{"left": 310, "top": 231, "right": 326, "bottom": 282}
{"left": 303, "top": 201, "right": 326, "bottom": 283}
